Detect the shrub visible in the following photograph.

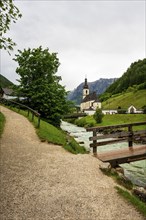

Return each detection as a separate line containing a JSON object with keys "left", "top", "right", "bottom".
{"left": 117, "top": 109, "right": 127, "bottom": 114}
{"left": 93, "top": 107, "right": 104, "bottom": 123}
{"left": 142, "top": 105, "right": 146, "bottom": 114}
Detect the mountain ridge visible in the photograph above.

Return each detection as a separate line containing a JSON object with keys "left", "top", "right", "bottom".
{"left": 0, "top": 74, "right": 14, "bottom": 88}
{"left": 105, "top": 58, "right": 146, "bottom": 95}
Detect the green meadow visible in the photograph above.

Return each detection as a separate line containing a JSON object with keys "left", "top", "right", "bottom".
{"left": 102, "top": 90, "right": 146, "bottom": 110}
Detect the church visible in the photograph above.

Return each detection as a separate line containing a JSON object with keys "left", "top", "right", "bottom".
{"left": 80, "top": 78, "right": 101, "bottom": 114}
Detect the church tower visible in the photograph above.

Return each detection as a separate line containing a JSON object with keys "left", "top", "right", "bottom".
{"left": 83, "top": 78, "right": 89, "bottom": 99}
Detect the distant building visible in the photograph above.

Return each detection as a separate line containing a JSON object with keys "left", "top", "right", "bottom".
{"left": 0, "top": 88, "right": 15, "bottom": 99}
{"left": 127, "top": 105, "right": 143, "bottom": 114}
{"left": 102, "top": 110, "right": 117, "bottom": 115}
{"left": 80, "top": 78, "right": 101, "bottom": 114}
{"left": 0, "top": 87, "right": 26, "bottom": 101}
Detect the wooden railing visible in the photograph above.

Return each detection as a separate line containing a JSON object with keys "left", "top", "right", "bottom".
{"left": 63, "top": 113, "right": 87, "bottom": 119}
{"left": 86, "top": 122, "right": 146, "bottom": 155}
{"left": 0, "top": 98, "right": 41, "bottom": 128}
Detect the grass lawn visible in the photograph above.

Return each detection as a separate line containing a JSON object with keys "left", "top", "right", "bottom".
{"left": 102, "top": 90, "right": 146, "bottom": 110}
{"left": 75, "top": 114, "right": 146, "bottom": 130}
{"left": 0, "top": 112, "right": 5, "bottom": 138}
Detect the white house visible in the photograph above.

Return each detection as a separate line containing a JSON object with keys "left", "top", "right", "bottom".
{"left": 0, "top": 88, "right": 15, "bottom": 99}
{"left": 127, "top": 105, "right": 143, "bottom": 114}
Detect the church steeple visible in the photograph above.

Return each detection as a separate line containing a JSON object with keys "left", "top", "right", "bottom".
{"left": 83, "top": 78, "right": 88, "bottom": 89}
{"left": 83, "top": 77, "right": 89, "bottom": 99}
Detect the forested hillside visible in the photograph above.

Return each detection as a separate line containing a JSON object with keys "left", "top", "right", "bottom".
{"left": 105, "top": 59, "right": 146, "bottom": 95}
{"left": 0, "top": 74, "right": 14, "bottom": 88}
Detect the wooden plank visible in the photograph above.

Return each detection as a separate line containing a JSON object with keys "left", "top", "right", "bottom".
{"left": 93, "top": 130, "right": 97, "bottom": 154}
{"left": 97, "top": 145, "right": 146, "bottom": 163}
{"left": 89, "top": 130, "right": 146, "bottom": 141}
{"left": 86, "top": 121, "right": 146, "bottom": 132}
{"left": 63, "top": 113, "right": 87, "bottom": 119}
{"left": 90, "top": 138, "right": 127, "bottom": 148}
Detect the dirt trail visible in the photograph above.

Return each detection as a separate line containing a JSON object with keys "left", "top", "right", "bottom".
{"left": 0, "top": 106, "right": 144, "bottom": 220}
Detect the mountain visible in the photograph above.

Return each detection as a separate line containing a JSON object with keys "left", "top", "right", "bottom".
{"left": 105, "top": 58, "right": 146, "bottom": 95}
{"left": 0, "top": 74, "right": 14, "bottom": 88}
{"left": 68, "top": 78, "right": 117, "bottom": 105}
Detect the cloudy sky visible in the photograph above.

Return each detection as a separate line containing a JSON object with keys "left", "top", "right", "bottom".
{"left": 1, "top": 0, "right": 145, "bottom": 91}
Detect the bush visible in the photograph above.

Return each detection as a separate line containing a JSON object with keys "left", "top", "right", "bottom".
{"left": 93, "top": 107, "right": 104, "bottom": 123}
{"left": 117, "top": 109, "right": 127, "bottom": 114}
{"left": 85, "top": 121, "right": 96, "bottom": 128}
{"left": 142, "top": 105, "right": 146, "bottom": 114}
{"left": 75, "top": 117, "right": 87, "bottom": 127}
{"left": 138, "top": 82, "right": 146, "bottom": 90}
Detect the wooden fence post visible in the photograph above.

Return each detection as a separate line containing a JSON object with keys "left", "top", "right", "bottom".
{"left": 128, "top": 125, "right": 133, "bottom": 147}
{"left": 37, "top": 116, "right": 40, "bottom": 128}
{"left": 93, "top": 129, "right": 97, "bottom": 155}
{"left": 32, "top": 112, "right": 34, "bottom": 122}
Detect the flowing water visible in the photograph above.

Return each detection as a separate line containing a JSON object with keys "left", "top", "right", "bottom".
{"left": 61, "top": 121, "right": 146, "bottom": 187}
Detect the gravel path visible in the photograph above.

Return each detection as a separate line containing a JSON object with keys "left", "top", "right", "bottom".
{"left": 0, "top": 106, "right": 145, "bottom": 220}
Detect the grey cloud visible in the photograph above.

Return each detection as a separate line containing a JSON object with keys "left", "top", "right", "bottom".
{"left": 1, "top": 0, "right": 145, "bottom": 90}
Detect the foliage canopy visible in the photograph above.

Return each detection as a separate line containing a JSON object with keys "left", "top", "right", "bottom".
{"left": 14, "top": 46, "right": 70, "bottom": 127}
{"left": 0, "top": 0, "right": 22, "bottom": 53}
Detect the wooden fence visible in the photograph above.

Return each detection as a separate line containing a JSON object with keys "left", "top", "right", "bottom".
{"left": 0, "top": 98, "right": 41, "bottom": 128}
{"left": 86, "top": 122, "right": 146, "bottom": 154}
{"left": 86, "top": 122, "right": 146, "bottom": 167}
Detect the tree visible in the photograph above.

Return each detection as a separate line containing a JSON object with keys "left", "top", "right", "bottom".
{"left": 142, "top": 105, "right": 146, "bottom": 114}
{"left": 14, "top": 46, "right": 69, "bottom": 127}
{"left": 105, "top": 59, "right": 146, "bottom": 95}
{"left": 0, "top": 0, "right": 22, "bottom": 53}
{"left": 93, "top": 107, "right": 104, "bottom": 123}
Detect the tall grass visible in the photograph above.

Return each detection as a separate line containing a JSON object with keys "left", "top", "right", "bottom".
{"left": 0, "top": 112, "right": 5, "bottom": 137}
{"left": 115, "top": 186, "right": 146, "bottom": 217}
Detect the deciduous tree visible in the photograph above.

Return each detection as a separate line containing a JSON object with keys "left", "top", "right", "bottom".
{"left": 14, "top": 46, "right": 69, "bottom": 127}
{"left": 0, "top": 0, "right": 22, "bottom": 53}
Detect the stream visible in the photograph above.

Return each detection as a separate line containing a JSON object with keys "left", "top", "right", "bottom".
{"left": 61, "top": 120, "right": 146, "bottom": 187}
